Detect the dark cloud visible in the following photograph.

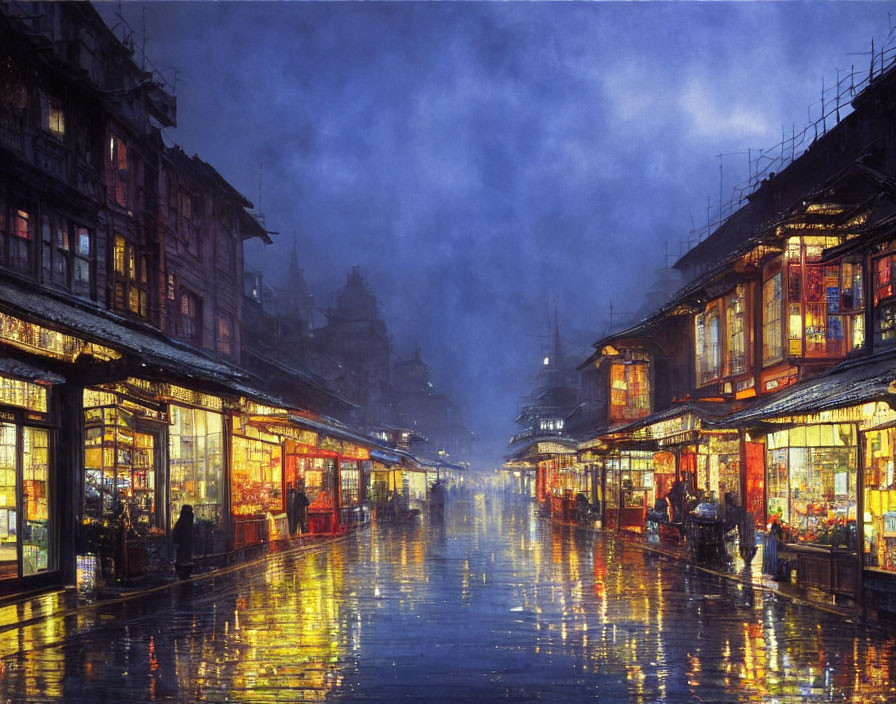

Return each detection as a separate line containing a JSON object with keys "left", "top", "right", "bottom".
{"left": 101, "top": 1, "right": 896, "bottom": 467}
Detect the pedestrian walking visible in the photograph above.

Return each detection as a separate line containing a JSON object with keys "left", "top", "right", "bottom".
{"left": 172, "top": 504, "right": 194, "bottom": 579}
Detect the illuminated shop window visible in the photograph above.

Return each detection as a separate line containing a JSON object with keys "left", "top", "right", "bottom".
{"left": 0, "top": 423, "right": 52, "bottom": 580}
{"left": 231, "top": 433, "right": 283, "bottom": 516}
{"left": 0, "top": 424, "right": 16, "bottom": 577}
{"left": 864, "top": 427, "right": 896, "bottom": 571}
{"left": 694, "top": 435, "right": 741, "bottom": 505}
{"left": 340, "top": 460, "right": 360, "bottom": 508}
{"left": 168, "top": 405, "right": 223, "bottom": 530}
{"left": 22, "top": 427, "right": 50, "bottom": 576}
{"left": 82, "top": 404, "right": 156, "bottom": 531}
{"left": 766, "top": 425, "right": 857, "bottom": 548}
{"left": 305, "top": 457, "right": 336, "bottom": 510}
{"left": 605, "top": 451, "right": 655, "bottom": 512}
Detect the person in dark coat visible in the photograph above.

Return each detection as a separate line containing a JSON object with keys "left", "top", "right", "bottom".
{"left": 668, "top": 480, "right": 686, "bottom": 524}
{"left": 287, "top": 486, "right": 298, "bottom": 535}
{"left": 763, "top": 514, "right": 784, "bottom": 578}
{"left": 295, "top": 487, "right": 310, "bottom": 533}
{"left": 172, "top": 504, "right": 194, "bottom": 579}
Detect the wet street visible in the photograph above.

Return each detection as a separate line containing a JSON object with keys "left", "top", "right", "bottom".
{"left": 1, "top": 494, "right": 896, "bottom": 703}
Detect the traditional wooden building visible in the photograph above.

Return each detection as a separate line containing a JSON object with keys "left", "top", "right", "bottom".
{"left": 506, "top": 317, "right": 581, "bottom": 515}
{"left": 0, "top": 2, "right": 398, "bottom": 597}
{"left": 573, "top": 51, "right": 896, "bottom": 618}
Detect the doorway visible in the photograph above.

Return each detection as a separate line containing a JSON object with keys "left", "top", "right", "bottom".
{"left": 0, "top": 423, "right": 52, "bottom": 581}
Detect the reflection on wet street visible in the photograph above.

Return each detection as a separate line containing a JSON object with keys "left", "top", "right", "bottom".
{"left": 2, "top": 492, "right": 896, "bottom": 702}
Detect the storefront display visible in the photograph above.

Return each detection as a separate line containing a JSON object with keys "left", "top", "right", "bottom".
{"left": 697, "top": 434, "right": 741, "bottom": 505}
{"left": 0, "top": 375, "right": 53, "bottom": 583}
{"left": 284, "top": 448, "right": 337, "bottom": 533}
{"left": 766, "top": 424, "right": 857, "bottom": 548}
{"left": 405, "top": 468, "right": 427, "bottom": 507}
{"left": 169, "top": 404, "right": 224, "bottom": 535}
{"left": 231, "top": 417, "right": 283, "bottom": 516}
{"left": 83, "top": 401, "right": 155, "bottom": 528}
{"left": 863, "top": 427, "right": 896, "bottom": 570}
{"left": 604, "top": 451, "right": 654, "bottom": 531}
{"left": 653, "top": 451, "right": 676, "bottom": 500}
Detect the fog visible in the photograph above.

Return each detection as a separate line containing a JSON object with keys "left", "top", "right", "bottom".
{"left": 102, "top": 1, "right": 894, "bottom": 468}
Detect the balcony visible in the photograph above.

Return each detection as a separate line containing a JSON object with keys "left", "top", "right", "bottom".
{"left": 34, "top": 134, "right": 68, "bottom": 182}
{"left": 509, "top": 427, "right": 567, "bottom": 445}
{"left": 75, "top": 163, "right": 103, "bottom": 202}
{"left": 0, "top": 113, "right": 24, "bottom": 152}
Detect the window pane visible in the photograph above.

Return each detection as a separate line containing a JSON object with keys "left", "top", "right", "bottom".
{"left": 763, "top": 272, "right": 783, "bottom": 364}
{"left": 15, "top": 210, "right": 31, "bottom": 239}
{"left": 113, "top": 235, "right": 125, "bottom": 274}
{"left": 74, "top": 257, "right": 89, "bottom": 285}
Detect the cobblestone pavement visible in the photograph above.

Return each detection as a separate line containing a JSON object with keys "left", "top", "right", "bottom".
{"left": 1, "top": 493, "right": 895, "bottom": 703}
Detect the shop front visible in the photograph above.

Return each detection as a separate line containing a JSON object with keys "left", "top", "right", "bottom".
{"left": 547, "top": 459, "right": 590, "bottom": 524}
{"left": 856, "top": 405, "right": 896, "bottom": 616}
{"left": 293, "top": 452, "right": 338, "bottom": 534}
{"left": 863, "top": 423, "right": 896, "bottom": 571}
{"left": 0, "top": 377, "right": 55, "bottom": 589}
{"left": 601, "top": 405, "right": 746, "bottom": 538}
{"left": 167, "top": 397, "right": 226, "bottom": 556}
{"left": 603, "top": 450, "right": 655, "bottom": 532}
{"left": 0, "top": 309, "right": 124, "bottom": 594}
{"left": 405, "top": 465, "right": 428, "bottom": 509}
{"left": 366, "top": 448, "right": 406, "bottom": 517}
{"left": 82, "top": 386, "right": 168, "bottom": 579}
{"left": 763, "top": 423, "right": 860, "bottom": 599}
{"left": 231, "top": 413, "right": 284, "bottom": 548}
{"left": 79, "top": 381, "right": 227, "bottom": 579}
{"left": 687, "top": 433, "right": 742, "bottom": 506}
{"left": 337, "top": 447, "right": 370, "bottom": 528}
{"left": 368, "top": 459, "right": 399, "bottom": 514}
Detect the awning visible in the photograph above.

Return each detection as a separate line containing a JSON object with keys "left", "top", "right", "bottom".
{"left": 288, "top": 413, "right": 380, "bottom": 448}
{"left": 0, "top": 279, "right": 243, "bottom": 383}
{"left": 370, "top": 448, "right": 402, "bottom": 465}
{"left": 506, "top": 435, "right": 578, "bottom": 462}
{"left": 0, "top": 357, "right": 65, "bottom": 385}
{"left": 716, "top": 354, "right": 896, "bottom": 427}
{"left": 601, "top": 402, "right": 735, "bottom": 444}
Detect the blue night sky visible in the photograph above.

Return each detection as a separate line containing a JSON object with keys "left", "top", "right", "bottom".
{"left": 102, "top": 1, "right": 895, "bottom": 468}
